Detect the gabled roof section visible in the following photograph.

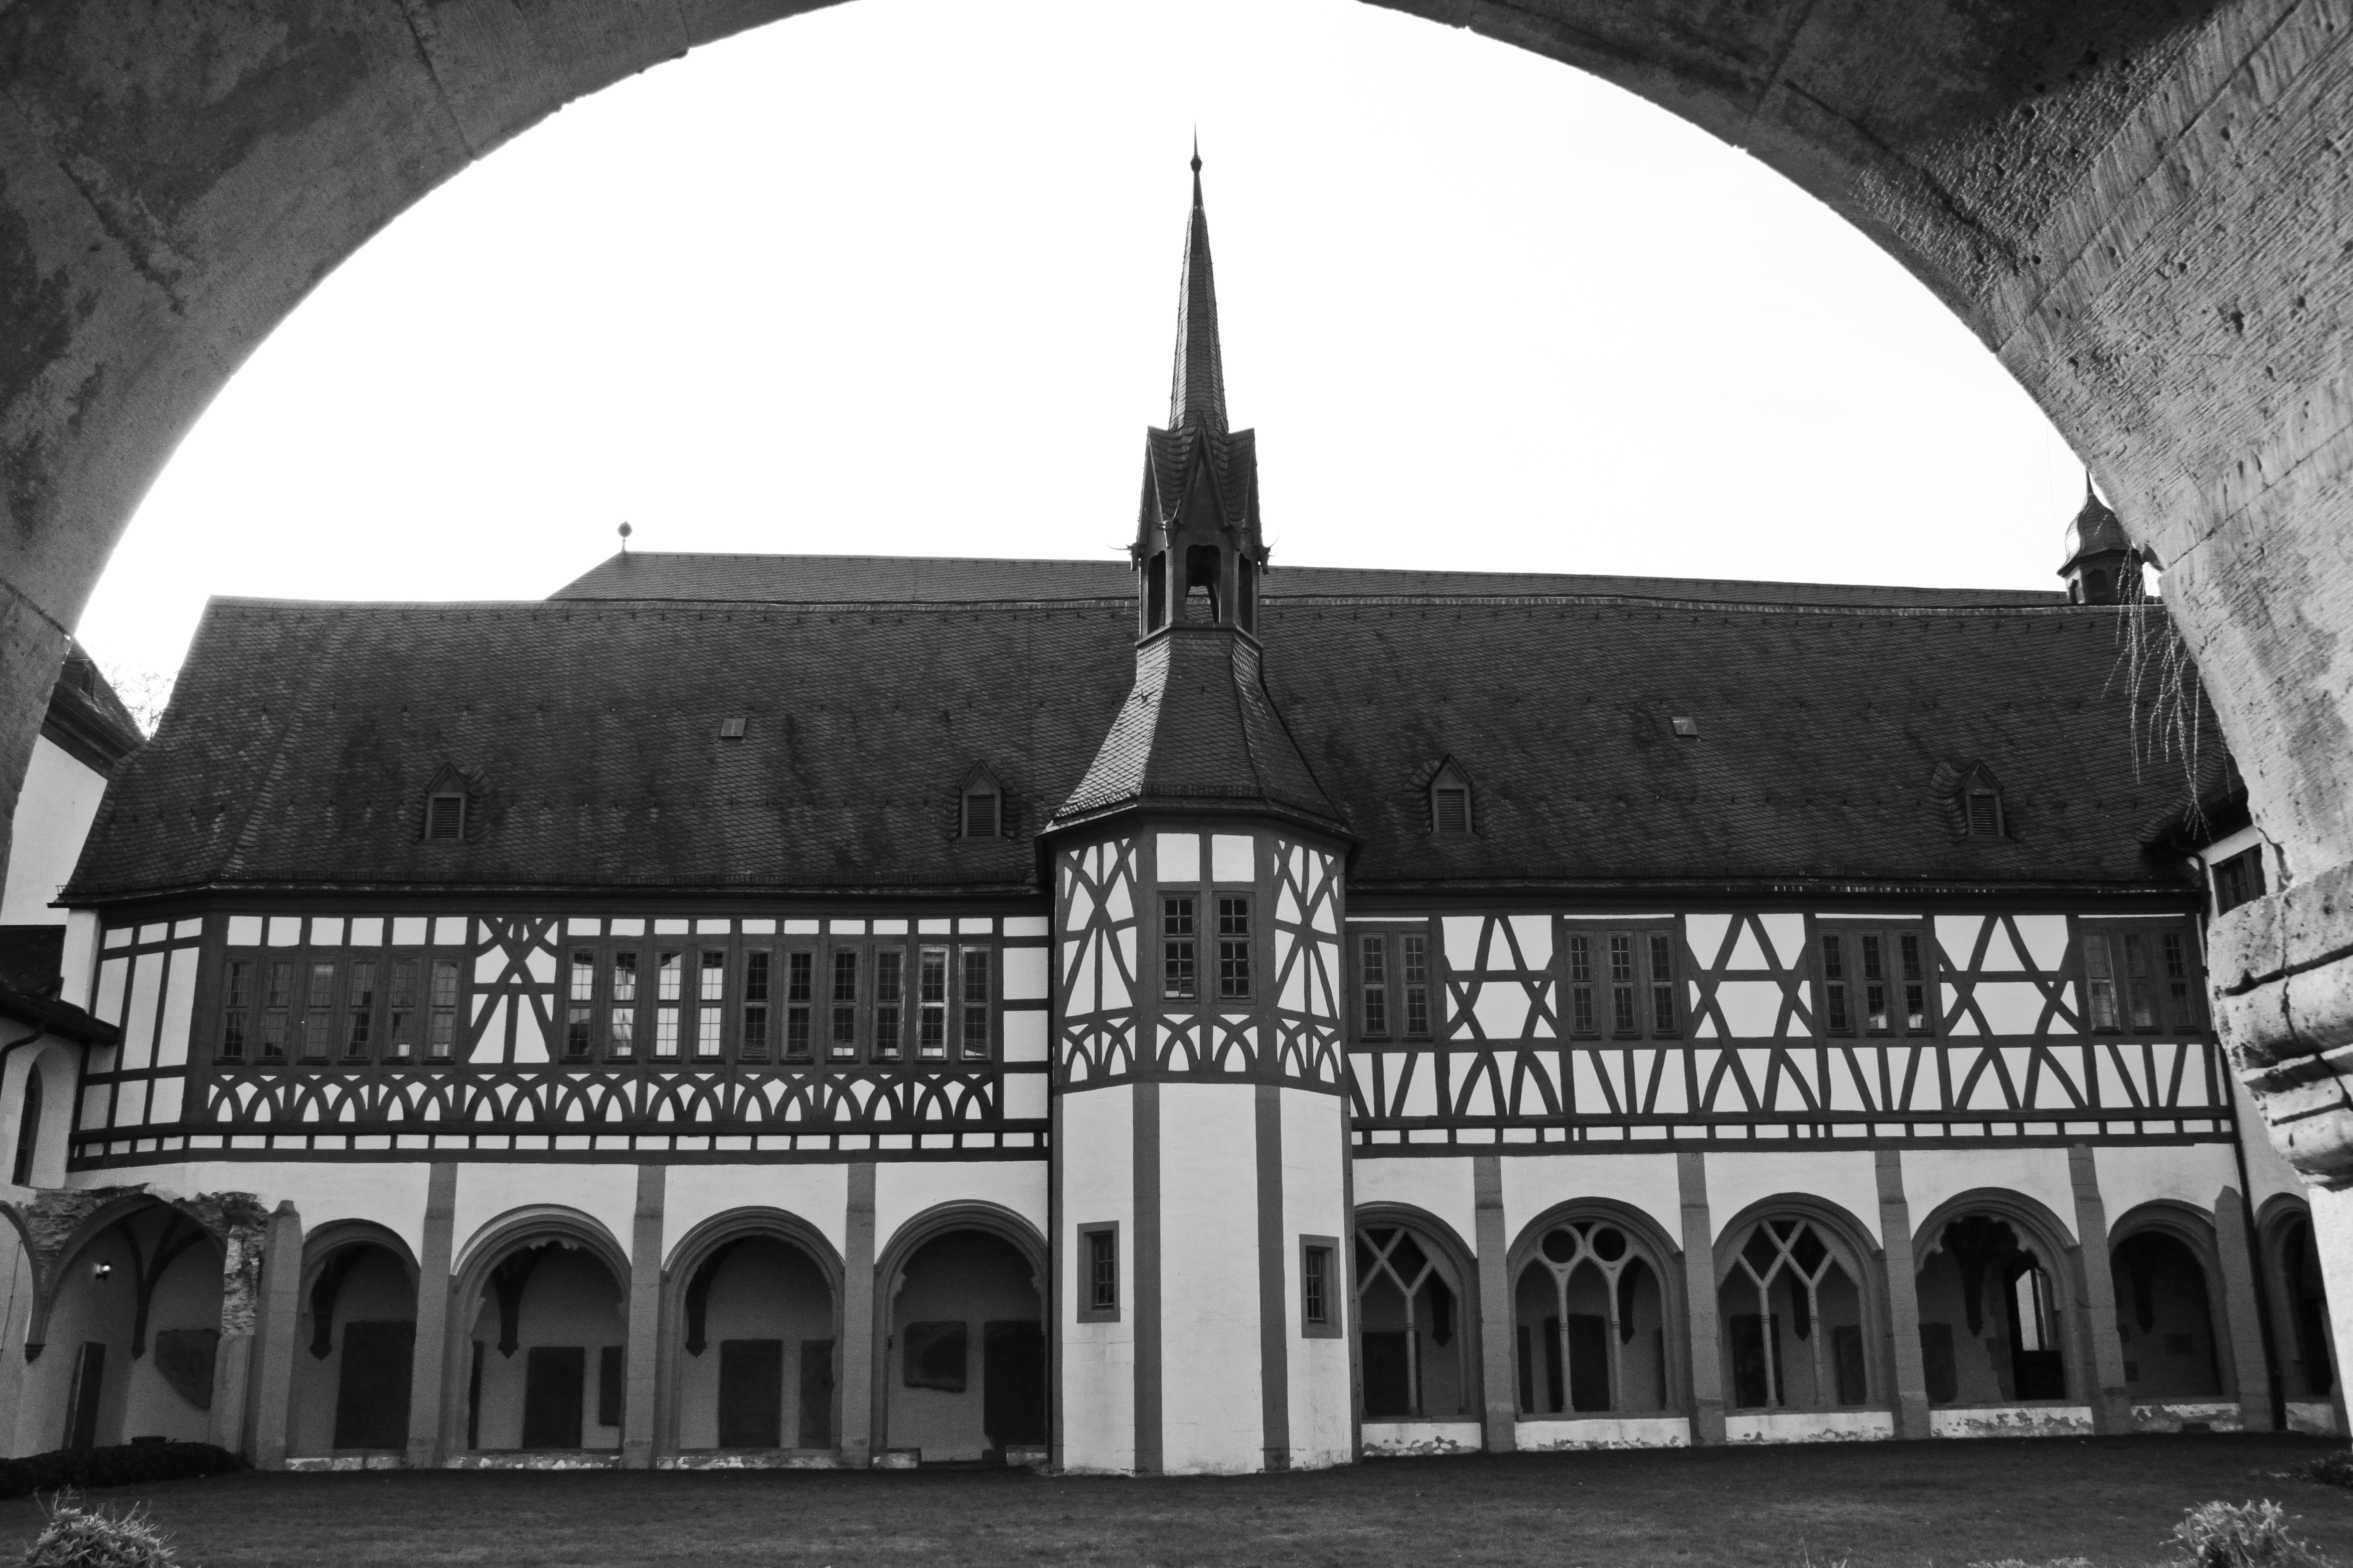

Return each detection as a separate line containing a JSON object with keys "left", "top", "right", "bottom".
{"left": 1050, "top": 627, "right": 1346, "bottom": 838}
{"left": 42, "top": 641, "right": 144, "bottom": 775}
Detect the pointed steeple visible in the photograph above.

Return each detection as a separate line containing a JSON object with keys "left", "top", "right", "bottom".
{"left": 1168, "top": 141, "right": 1228, "bottom": 436}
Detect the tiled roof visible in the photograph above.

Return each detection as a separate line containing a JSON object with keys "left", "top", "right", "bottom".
{"left": 43, "top": 641, "right": 144, "bottom": 775}
{"left": 1168, "top": 155, "right": 1227, "bottom": 436}
{"left": 551, "top": 552, "right": 2067, "bottom": 611}
{"left": 66, "top": 587, "right": 2207, "bottom": 902}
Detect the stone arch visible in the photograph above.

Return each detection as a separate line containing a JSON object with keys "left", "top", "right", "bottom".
{"left": 2255, "top": 1194, "right": 2338, "bottom": 1411}
{"left": 657, "top": 1207, "right": 845, "bottom": 1456}
{"left": 872, "top": 1200, "right": 1047, "bottom": 1463}
{"left": 17, "top": 1193, "right": 230, "bottom": 1453}
{"left": 290, "top": 1221, "right": 420, "bottom": 1455}
{"left": 1909, "top": 1187, "right": 2085, "bottom": 1408}
{"left": 2108, "top": 1198, "right": 2235, "bottom": 1404}
{"left": 1504, "top": 1198, "right": 1685, "bottom": 1420}
{"left": 443, "top": 1206, "right": 633, "bottom": 1456}
{"left": 1353, "top": 1201, "right": 1483, "bottom": 1428}
{"left": 1711, "top": 1192, "right": 1888, "bottom": 1417}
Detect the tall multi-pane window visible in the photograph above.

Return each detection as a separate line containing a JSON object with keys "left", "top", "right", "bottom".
{"left": 1302, "top": 1244, "right": 1332, "bottom": 1327}
{"left": 343, "top": 961, "right": 376, "bottom": 1061}
{"left": 220, "top": 960, "right": 253, "bottom": 1062}
{"left": 608, "top": 950, "right": 638, "bottom": 1058}
{"left": 566, "top": 950, "right": 596, "bottom": 1060}
{"left": 2162, "top": 931, "right": 2204, "bottom": 1030}
{"left": 1359, "top": 935, "right": 1390, "bottom": 1037}
{"left": 1568, "top": 935, "right": 1595, "bottom": 1035}
{"left": 427, "top": 959, "right": 460, "bottom": 1058}
{"left": 697, "top": 951, "right": 726, "bottom": 1059}
{"left": 1608, "top": 934, "right": 1637, "bottom": 1034}
{"left": 1402, "top": 934, "right": 1431, "bottom": 1039}
{"left": 918, "top": 947, "right": 948, "bottom": 1059}
{"left": 741, "top": 951, "right": 772, "bottom": 1062}
{"left": 260, "top": 959, "right": 293, "bottom": 1062}
{"left": 1085, "top": 1226, "right": 1119, "bottom": 1317}
{"left": 875, "top": 949, "right": 904, "bottom": 1060}
{"left": 300, "top": 962, "right": 336, "bottom": 1061}
{"left": 387, "top": 959, "right": 419, "bottom": 1060}
{"left": 784, "top": 951, "right": 813, "bottom": 1059}
{"left": 962, "top": 950, "right": 990, "bottom": 1057}
{"left": 1648, "top": 934, "right": 1678, "bottom": 1036}
{"left": 653, "top": 950, "right": 683, "bottom": 1059}
{"left": 1820, "top": 927, "right": 1933, "bottom": 1037}
{"left": 831, "top": 950, "right": 861, "bottom": 1061}
{"left": 1218, "top": 898, "right": 1253, "bottom": 1000}
{"left": 1163, "top": 897, "right": 1198, "bottom": 1001}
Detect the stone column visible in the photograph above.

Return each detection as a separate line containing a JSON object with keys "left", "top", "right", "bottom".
{"left": 248, "top": 1200, "right": 303, "bottom": 1469}
{"left": 205, "top": 1202, "right": 269, "bottom": 1457}
{"left": 404, "top": 1163, "right": 458, "bottom": 1469}
{"left": 2212, "top": 1184, "right": 2276, "bottom": 1432}
{"left": 2066, "top": 1146, "right": 2132, "bottom": 1433}
{"left": 1874, "top": 1150, "right": 1931, "bottom": 1439}
{"left": 840, "top": 1161, "right": 877, "bottom": 1466}
{"left": 1472, "top": 1154, "right": 1516, "bottom": 1453}
{"left": 1677, "top": 1151, "right": 1725, "bottom": 1443}
{"left": 621, "top": 1163, "right": 664, "bottom": 1468}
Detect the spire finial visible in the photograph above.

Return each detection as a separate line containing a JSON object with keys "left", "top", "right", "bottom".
{"left": 1168, "top": 142, "right": 1227, "bottom": 435}
{"left": 618, "top": 520, "right": 632, "bottom": 555}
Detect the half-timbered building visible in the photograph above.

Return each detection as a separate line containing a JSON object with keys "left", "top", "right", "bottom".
{"left": 0, "top": 162, "right": 2332, "bottom": 1475}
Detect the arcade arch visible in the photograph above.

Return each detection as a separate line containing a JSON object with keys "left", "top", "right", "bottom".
{"left": 660, "top": 1209, "right": 842, "bottom": 1455}
{"left": 2109, "top": 1202, "right": 2231, "bottom": 1404}
{"left": 1353, "top": 1205, "right": 1478, "bottom": 1425}
{"left": 291, "top": 1222, "right": 419, "bottom": 1455}
{"left": 1910, "top": 1191, "right": 2082, "bottom": 1408}
{"left": 2257, "top": 1196, "right": 2338, "bottom": 1405}
{"left": 874, "top": 1202, "right": 1046, "bottom": 1463}
{"left": 448, "top": 1208, "right": 632, "bottom": 1455}
{"left": 1713, "top": 1197, "right": 1882, "bottom": 1414}
{"left": 1507, "top": 1200, "right": 1681, "bottom": 1419}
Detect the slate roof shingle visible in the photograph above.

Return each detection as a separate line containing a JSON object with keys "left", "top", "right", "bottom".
{"left": 64, "top": 567, "right": 2209, "bottom": 903}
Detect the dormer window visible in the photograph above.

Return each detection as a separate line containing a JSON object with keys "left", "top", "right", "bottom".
{"left": 426, "top": 792, "right": 465, "bottom": 841}
{"left": 1961, "top": 765, "right": 2005, "bottom": 839}
{"left": 957, "top": 765, "right": 1004, "bottom": 840}
{"left": 1426, "top": 759, "right": 1474, "bottom": 836}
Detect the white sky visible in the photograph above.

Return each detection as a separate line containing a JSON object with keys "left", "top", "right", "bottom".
{"left": 79, "top": 0, "right": 2087, "bottom": 691}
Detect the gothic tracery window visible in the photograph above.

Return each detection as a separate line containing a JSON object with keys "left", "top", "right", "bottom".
{"left": 1720, "top": 1218, "right": 1868, "bottom": 1411}
{"left": 1514, "top": 1219, "right": 1669, "bottom": 1415}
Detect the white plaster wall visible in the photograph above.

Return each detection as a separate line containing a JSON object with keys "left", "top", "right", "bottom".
{"left": 1157, "top": 1083, "right": 1262, "bottom": 1474}
{"left": 1281, "top": 1088, "right": 1351, "bottom": 1469}
{"left": 454, "top": 1164, "right": 639, "bottom": 1273}
{"left": 662, "top": 1164, "right": 848, "bottom": 1264}
{"left": 1706, "top": 1150, "right": 1882, "bottom": 1243}
{"left": 106, "top": 1162, "right": 435, "bottom": 1258}
{"left": 0, "top": 738, "right": 107, "bottom": 926}
{"left": 1350, "top": 1156, "right": 1476, "bottom": 1259}
{"left": 875, "top": 1160, "right": 1048, "bottom": 1259}
{"left": 1901, "top": 1148, "right": 2080, "bottom": 1243}
{"left": 1059, "top": 1085, "right": 1134, "bottom": 1473}
{"left": 1500, "top": 1153, "right": 1681, "bottom": 1249}
{"left": 2093, "top": 1145, "right": 2238, "bottom": 1228}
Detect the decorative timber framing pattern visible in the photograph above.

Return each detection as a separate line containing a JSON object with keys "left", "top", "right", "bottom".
{"left": 67, "top": 912, "right": 1055, "bottom": 1166}
{"left": 1344, "top": 909, "right": 2225, "bottom": 1150}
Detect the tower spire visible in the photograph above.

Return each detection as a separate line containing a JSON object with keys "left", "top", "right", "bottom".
{"left": 1168, "top": 143, "right": 1228, "bottom": 435}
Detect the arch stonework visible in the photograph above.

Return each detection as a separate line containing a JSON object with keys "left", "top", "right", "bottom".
{"left": 1910, "top": 1187, "right": 2092, "bottom": 1413}
{"left": 4, "top": 8, "right": 2353, "bottom": 1198}
{"left": 2108, "top": 1198, "right": 2240, "bottom": 1404}
{"left": 1505, "top": 1197, "right": 1690, "bottom": 1420}
{"left": 869, "top": 1199, "right": 1048, "bottom": 1459}
{"left": 1354, "top": 1200, "right": 1487, "bottom": 1435}
{"left": 655, "top": 1207, "right": 845, "bottom": 1457}
{"left": 439, "top": 1205, "right": 633, "bottom": 1457}
{"left": 1710, "top": 1192, "right": 1892, "bottom": 1422}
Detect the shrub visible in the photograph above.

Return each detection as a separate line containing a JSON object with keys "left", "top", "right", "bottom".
{"left": 2297, "top": 1451, "right": 2353, "bottom": 1490}
{"left": 2169, "top": 1500, "right": 2334, "bottom": 1568}
{"left": 17, "top": 1491, "right": 179, "bottom": 1568}
{"left": 0, "top": 1446, "right": 240, "bottom": 1503}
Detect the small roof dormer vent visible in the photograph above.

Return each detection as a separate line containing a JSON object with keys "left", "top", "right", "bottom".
{"left": 1414, "top": 756, "right": 1477, "bottom": 837}
{"left": 1928, "top": 760, "right": 2009, "bottom": 843}
{"left": 420, "top": 762, "right": 486, "bottom": 845}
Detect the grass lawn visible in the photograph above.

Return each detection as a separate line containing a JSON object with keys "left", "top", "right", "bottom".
{"left": 6, "top": 1434, "right": 2353, "bottom": 1568}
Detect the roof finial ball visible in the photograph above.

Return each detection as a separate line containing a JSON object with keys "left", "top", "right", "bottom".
{"left": 2057, "top": 471, "right": 2133, "bottom": 606}
{"left": 618, "top": 520, "right": 632, "bottom": 556}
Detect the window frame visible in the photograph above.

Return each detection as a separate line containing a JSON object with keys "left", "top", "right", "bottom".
{"left": 2212, "top": 845, "right": 2266, "bottom": 917}
{"left": 1077, "top": 1222, "right": 1120, "bottom": 1323}
{"left": 216, "top": 924, "right": 467, "bottom": 1067}
{"left": 1357, "top": 933, "right": 1391, "bottom": 1039}
{"left": 1299, "top": 1233, "right": 1342, "bottom": 1339}
{"left": 1565, "top": 922, "right": 1680, "bottom": 1041}
{"left": 2078, "top": 917, "right": 2206, "bottom": 1035}
{"left": 1815, "top": 922, "right": 1936, "bottom": 1039}
{"left": 424, "top": 791, "right": 466, "bottom": 842}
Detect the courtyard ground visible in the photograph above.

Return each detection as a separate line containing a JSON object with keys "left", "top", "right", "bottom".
{"left": 4, "top": 1434, "right": 2353, "bottom": 1567}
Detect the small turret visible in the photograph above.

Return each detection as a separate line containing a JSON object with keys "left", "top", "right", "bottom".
{"left": 1133, "top": 147, "right": 1265, "bottom": 639}
{"left": 2059, "top": 474, "right": 2135, "bottom": 605}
